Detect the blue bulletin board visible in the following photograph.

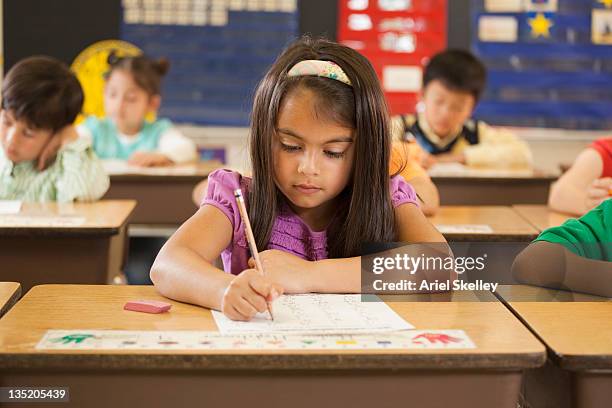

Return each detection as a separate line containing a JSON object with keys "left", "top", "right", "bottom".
{"left": 120, "top": 0, "right": 298, "bottom": 126}
{"left": 471, "top": 0, "right": 612, "bottom": 130}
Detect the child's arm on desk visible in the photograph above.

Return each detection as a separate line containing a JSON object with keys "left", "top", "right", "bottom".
{"left": 548, "top": 148, "right": 609, "bottom": 216}
{"left": 463, "top": 124, "right": 533, "bottom": 168}
{"left": 512, "top": 241, "right": 612, "bottom": 298}
{"left": 128, "top": 127, "right": 197, "bottom": 167}
{"left": 157, "top": 126, "right": 198, "bottom": 164}
{"left": 128, "top": 151, "right": 174, "bottom": 167}
{"left": 255, "top": 203, "right": 451, "bottom": 293}
{"left": 150, "top": 204, "right": 281, "bottom": 321}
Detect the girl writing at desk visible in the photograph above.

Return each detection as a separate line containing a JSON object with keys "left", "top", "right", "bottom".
{"left": 151, "top": 38, "right": 448, "bottom": 320}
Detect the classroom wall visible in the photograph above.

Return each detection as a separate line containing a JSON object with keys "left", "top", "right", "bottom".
{"left": 298, "top": 0, "right": 338, "bottom": 40}
{"left": 3, "top": 0, "right": 472, "bottom": 73}
{"left": 447, "top": 0, "right": 471, "bottom": 50}
{"left": 298, "top": 0, "right": 473, "bottom": 48}
{"left": 3, "top": 0, "right": 602, "bottom": 172}
{"left": 512, "top": 127, "right": 609, "bottom": 172}
{"left": 3, "top": 0, "right": 121, "bottom": 71}
{"left": 5, "top": 1, "right": 316, "bottom": 73}
{"left": 4, "top": 0, "right": 319, "bottom": 73}
{"left": 471, "top": 1, "right": 612, "bottom": 130}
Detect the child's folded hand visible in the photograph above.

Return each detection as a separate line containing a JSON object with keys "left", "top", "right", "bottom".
{"left": 249, "top": 249, "right": 311, "bottom": 293}
{"left": 586, "top": 177, "right": 612, "bottom": 209}
{"left": 128, "top": 151, "right": 174, "bottom": 167}
{"left": 221, "top": 269, "right": 283, "bottom": 321}
{"left": 419, "top": 152, "right": 437, "bottom": 169}
{"left": 37, "top": 125, "right": 78, "bottom": 171}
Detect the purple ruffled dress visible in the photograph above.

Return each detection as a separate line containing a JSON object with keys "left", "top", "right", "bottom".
{"left": 202, "top": 169, "right": 418, "bottom": 275}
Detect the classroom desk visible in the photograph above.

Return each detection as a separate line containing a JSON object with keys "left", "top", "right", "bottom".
{"left": 496, "top": 285, "right": 612, "bottom": 408}
{"left": 102, "top": 160, "right": 221, "bottom": 225}
{"left": 0, "top": 282, "right": 21, "bottom": 318}
{"left": 0, "top": 201, "right": 135, "bottom": 294}
{"left": 513, "top": 204, "right": 574, "bottom": 232}
{"left": 429, "top": 206, "right": 539, "bottom": 242}
{"left": 0, "top": 285, "right": 544, "bottom": 408}
{"left": 428, "top": 164, "right": 558, "bottom": 206}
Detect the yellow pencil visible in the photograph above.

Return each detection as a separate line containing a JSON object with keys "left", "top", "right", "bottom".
{"left": 233, "top": 189, "right": 274, "bottom": 320}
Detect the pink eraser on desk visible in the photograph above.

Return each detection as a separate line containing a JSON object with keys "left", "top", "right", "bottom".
{"left": 124, "top": 300, "right": 172, "bottom": 314}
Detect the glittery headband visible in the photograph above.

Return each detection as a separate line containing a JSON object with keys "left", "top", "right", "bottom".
{"left": 287, "top": 60, "right": 352, "bottom": 86}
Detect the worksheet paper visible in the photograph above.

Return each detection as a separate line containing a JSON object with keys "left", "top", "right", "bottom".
{"left": 0, "top": 215, "right": 86, "bottom": 227}
{"left": 102, "top": 159, "right": 197, "bottom": 176}
{"left": 0, "top": 200, "right": 22, "bottom": 215}
{"left": 212, "top": 294, "right": 414, "bottom": 334}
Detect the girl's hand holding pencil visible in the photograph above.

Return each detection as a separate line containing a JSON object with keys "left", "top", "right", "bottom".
{"left": 226, "top": 188, "right": 281, "bottom": 321}
{"left": 220, "top": 269, "right": 283, "bottom": 321}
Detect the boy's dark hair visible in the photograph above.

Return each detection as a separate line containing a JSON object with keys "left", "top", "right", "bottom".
{"left": 1, "top": 56, "right": 84, "bottom": 132}
{"left": 423, "top": 49, "right": 487, "bottom": 102}
{"left": 105, "top": 51, "right": 170, "bottom": 96}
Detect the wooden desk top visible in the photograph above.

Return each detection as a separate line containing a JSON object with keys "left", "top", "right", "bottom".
{"left": 104, "top": 160, "right": 221, "bottom": 182}
{"left": 496, "top": 285, "right": 612, "bottom": 370}
{"left": 0, "top": 285, "right": 545, "bottom": 371}
{"left": 512, "top": 205, "right": 574, "bottom": 232}
{"left": 0, "top": 282, "right": 21, "bottom": 317}
{"left": 0, "top": 200, "right": 136, "bottom": 236}
{"left": 428, "top": 164, "right": 558, "bottom": 181}
{"left": 429, "top": 206, "right": 539, "bottom": 241}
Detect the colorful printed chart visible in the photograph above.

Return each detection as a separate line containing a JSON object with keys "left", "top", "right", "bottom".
{"left": 36, "top": 329, "right": 476, "bottom": 351}
{"left": 338, "top": 0, "right": 447, "bottom": 115}
{"left": 473, "top": 0, "right": 612, "bottom": 129}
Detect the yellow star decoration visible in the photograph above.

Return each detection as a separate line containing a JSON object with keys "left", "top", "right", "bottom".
{"left": 529, "top": 13, "right": 554, "bottom": 38}
{"left": 598, "top": 0, "right": 612, "bottom": 9}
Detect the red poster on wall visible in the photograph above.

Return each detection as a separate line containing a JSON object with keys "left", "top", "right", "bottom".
{"left": 338, "top": 0, "right": 447, "bottom": 115}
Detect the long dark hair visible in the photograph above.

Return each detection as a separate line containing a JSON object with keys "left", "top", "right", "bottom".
{"left": 249, "top": 36, "right": 396, "bottom": 258}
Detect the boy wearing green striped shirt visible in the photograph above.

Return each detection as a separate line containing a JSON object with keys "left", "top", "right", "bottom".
{"left": 0, "top": 56, "right": 108, "bottom": 202}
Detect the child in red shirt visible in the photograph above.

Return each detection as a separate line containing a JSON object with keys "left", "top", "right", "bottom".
{"left": 548, "top": 137, "right": 612, "bottom": 215}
